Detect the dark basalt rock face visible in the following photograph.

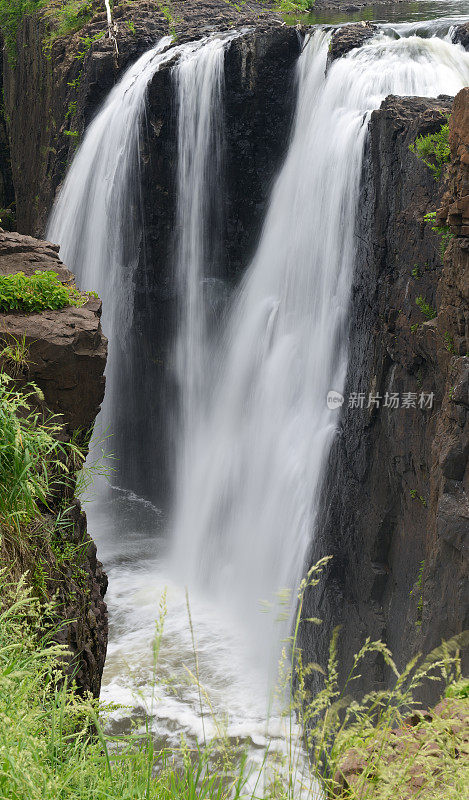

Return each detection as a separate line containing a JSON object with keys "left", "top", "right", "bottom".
{"left": 0, "top": 230, "right": 107, "bottom": 432}
{"left": 45, "top": 500, "right": 109, "bottom": 699}
{"left": 327, "top": 21, "right": 377, "bottom": 65}
{"left": 0, "top": 39, "right": 14, "bottom": 228}
{"left": 300, "top": 93, "right": 468, "bottom": 703}
{"left": 0, "top": 230, "right": 108, "bottom": 697}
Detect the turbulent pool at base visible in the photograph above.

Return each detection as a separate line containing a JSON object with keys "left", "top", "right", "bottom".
{"left": 48, "top": 11, "right": 469, "bottom": 796}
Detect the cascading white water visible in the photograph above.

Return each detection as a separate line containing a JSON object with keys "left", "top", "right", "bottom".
{"left": 47, "top": 35, "right": 173, "bottom": 435}
{"left": 173, "top": 36, "right": 228, "bottom": 469}
{"left": 171, "top": 28, "right": 469, "bottom": 670}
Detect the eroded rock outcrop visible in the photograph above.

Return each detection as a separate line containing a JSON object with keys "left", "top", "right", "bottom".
{"left": 327, "top": 21, "right": 376, "bottom": 65}
{"left": 301, "top": 92, "right": 468, "bottom": 703}
{"left": 453, "top": 21, "right": 469, "bottom": 51}
{"left": 0, "top": 230, "right": 108, "bottom": 697}
{"left": 0, "top": 230, "right": 107, "bottom": 432}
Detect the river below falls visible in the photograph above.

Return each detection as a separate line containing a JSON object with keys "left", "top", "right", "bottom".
{"left": 87, "top": 485, "right": 311, "bottom": 794}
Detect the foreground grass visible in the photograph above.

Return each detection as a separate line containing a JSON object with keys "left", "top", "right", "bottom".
{"left": 0, "top": 575, "right": 256, "bottom": 800}
{"left": 0, "top": 563, "right": 467, "bottom": 800}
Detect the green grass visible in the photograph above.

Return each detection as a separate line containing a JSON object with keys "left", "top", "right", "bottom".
{"left": 410, "top": 121, "right": 451, "bottom": 181}
{"left": 0, "top": 556, "right": 467, "bottom": 800}
{"left": 0, "top": 333, "right": 30, "bottom": 377}
{"left": 0, "top": 270, "right": 88, "bottom": 313}
{"left": 0, "top": 373, "right": 83, "bottom": 533}
{"left": 0, "top": 572, "right": 254, "bottom": 800}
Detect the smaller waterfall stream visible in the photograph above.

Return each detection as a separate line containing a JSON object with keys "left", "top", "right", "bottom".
{"left": 174, "top": 36, "right": 229, "bottom": 474}
{"left": 47, "top": 36, "right": 174, "bottom": 439}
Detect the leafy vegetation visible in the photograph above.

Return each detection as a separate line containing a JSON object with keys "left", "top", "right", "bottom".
{"left": 410, "top": 121, "right": 451, "bottom": 181}
{"left": 0, "top": 0, "right": 96, "bottom": 63}
{"left": 0, "top": 0, "right": 43, "bottom": 63}
{"left": 42, "top": 1, "right": 96, "bottom": 53}
{"left": 274, "top": 0, "right": 316, "bottom": 12}
{"left": 0, "top": 270, "right": 88, "bottom": 313}
{"left": 444, "top": 331, "right": 456, "bottom": 354}
{"left": 424, "top": 210, "right": 454, "bottom": 262}
{"left": 0, "top": 373, "right": 83, "bottom": 533}
{"left": 415, "top": 295, "right": 437, "bottom": 320}
{"left": 0, "top": 555, "right": 467, "bottom": 800}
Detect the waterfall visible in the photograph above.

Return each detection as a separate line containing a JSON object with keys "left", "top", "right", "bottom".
{"left": 171, "top": 29, "right": 469, "bottom": 667}
{"left": 173, "top": 37, "right": 228, "bottom": 477}
{"left": 47, "top": 36, "right": 175, "bottom": 446}
{"left": 47, "top": 33, "right": 237, "bottom": 496}
{"left": 45, "top": 17, "right": 469, "bottom": 761}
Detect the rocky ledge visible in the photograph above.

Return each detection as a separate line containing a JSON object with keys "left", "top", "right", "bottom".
{"left": 0, "top": 230, "right": 108, "bottom": 697}
{"left": 0, "top": 230, "right": 107, "bottom": 433}
{"left": 453, "top": 21, "right": 469, "bottom": 51}
{"left": 327, "top": 21, "right": 376, "bottom": 65}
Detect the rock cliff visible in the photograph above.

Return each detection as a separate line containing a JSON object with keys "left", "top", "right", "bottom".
{"left": 0, "top": 230, "right": 108, "bottom": 697}
{"left": 301, "top": 90, "right": 468, "bottom": 702}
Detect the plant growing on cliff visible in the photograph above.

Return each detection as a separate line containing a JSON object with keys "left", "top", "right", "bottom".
{"left": 424, "top": 210, "right": 454, "bottom": 262}
{"left": 0, "top": 270, "right": 89, "bottom": 313}
{"left": 41, "top": 0, "right": 95, "bottom": 51}
{"left": 444, "top": 331, "right": 456, "bottom": 354}
{"left": 409, "top": 120, "right": 450, "bottom": 181}
{"left": 415, "top": 295, "right": 437, "bottom": 321}
{"left": 0, "top": 373, "right": 83, "bottom": 533}
{"left": 0, "top": 333, "right": 30, "bottom": 377}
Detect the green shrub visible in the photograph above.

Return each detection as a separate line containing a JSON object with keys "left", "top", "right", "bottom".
{"left": 415, "top": 295, "right": 437, "bottom": 320}
{"left": 424, "top": 210, "right": 454, "bottom": 262}
{"left": 274, "top": 0, "right": 316, "bottom": 11}
{"left": 0, "top": 270, "right": 87, "bottom": 313}
{"left": 42, "top": 0, "right": 95, "bottom": 52}
{"left": 410, "top": 121, "right": 451, "bottom": 181}
{"left": 0, "top": 1, "right": 96, "bottom": 63}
